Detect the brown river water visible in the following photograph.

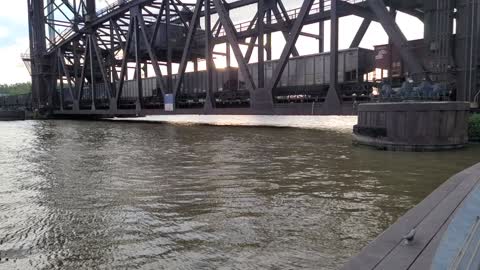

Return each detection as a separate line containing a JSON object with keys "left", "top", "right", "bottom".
{"left": 0, "top": 118, "right": 479, "bottom": 269}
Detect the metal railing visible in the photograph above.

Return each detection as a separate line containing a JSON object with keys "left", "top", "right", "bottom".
{"left": 218, "top": 0, "right": 366, "bottom": 36}
{"left": 96, "top": 0, "right": 136, "bottom": 18}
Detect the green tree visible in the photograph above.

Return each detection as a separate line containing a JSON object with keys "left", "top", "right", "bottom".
{"left": 0, "top": 83, "right": 32, "bottom": 96}
{"left": 469, "top": 114, "right": 480, "bottom": 141}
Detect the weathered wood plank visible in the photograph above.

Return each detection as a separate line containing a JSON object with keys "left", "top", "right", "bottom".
{"left": 373, "top": 178, "right": 480, "bottom": 269}
{"left": 342, "top": 163, "right": 480, "bottom": 270}
{"left": 408, "top": 214, "right": 454, "bottom": 269}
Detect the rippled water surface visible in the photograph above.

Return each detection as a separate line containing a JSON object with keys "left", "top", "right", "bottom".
{"left": 1, "top": 119, "right": 479, "bottom": 270}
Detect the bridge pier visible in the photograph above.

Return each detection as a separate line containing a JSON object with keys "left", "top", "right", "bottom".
{"left": 353, "top": 102, "right": 470, "bottom": 151}
{"left": 251, "top": 89, "right": 274, "bottom": 113}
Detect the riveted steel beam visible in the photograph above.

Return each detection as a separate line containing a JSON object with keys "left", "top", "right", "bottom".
{"left": 350, "top": 19, "right": 371, "bottom": 48}
{"left": 174, "top": 0, "right": 204, "bottom": 96}
{"left": 267, "top": 0, "right": 314, "bottom": 92}
{"left": 213, "top": 0, "right": 256, "bottom": 93}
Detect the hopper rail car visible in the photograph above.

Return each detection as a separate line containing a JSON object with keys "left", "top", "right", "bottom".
{"left": 53, "top": 48, "right": 375, "bottom": 113}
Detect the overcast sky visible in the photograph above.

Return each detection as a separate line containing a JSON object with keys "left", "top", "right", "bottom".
{"left": 0, "top": 1, "right": 30, "bottom": 85}
{"left": 0, "top": 0, "right": 423, "bottom": 85}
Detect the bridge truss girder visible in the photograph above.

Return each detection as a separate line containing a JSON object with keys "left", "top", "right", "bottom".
{"left": 27, "top": 0, "right": 479, "bottom": 116}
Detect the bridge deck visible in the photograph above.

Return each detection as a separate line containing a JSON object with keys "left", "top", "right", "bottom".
{"left": 342, "top": 162, "right": 480, "bottom": 270}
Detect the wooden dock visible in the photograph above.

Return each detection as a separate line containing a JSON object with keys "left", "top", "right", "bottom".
{"left": 342, "top": 162, "right": 480, "bottom": 270}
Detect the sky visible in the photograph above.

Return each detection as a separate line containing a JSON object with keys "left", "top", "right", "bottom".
{"left": 0, "top": 0, "right": 424, "bottom": 85}
{"left": 0, "top": 1, "right": 30, "bottom": 85}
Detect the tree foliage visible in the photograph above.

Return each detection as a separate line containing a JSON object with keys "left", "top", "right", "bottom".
{"left": 0, "top": 83, "right": 32, "bottom": 96}
{"left": 469, "top": 114, "right": 480, "bottom": 141}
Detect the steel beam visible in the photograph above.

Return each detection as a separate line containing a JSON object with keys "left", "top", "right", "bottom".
{"left": 267, "top": 0, "right": 314, "bottom": 92}
{"left": 243, "top": 13, "right": 259, "bottom": 63}
{"left": 350, "top": 19, "right": 371, "bottom": 48}
{"left": 88, "top": 37, "right": 96, "bottom": 110}
{"left": 213, "top": 0, "right": 256, "bottom": 93}
{"left": 151, "top": 1, "right": 166, "bottom": 46}
{"left": 211, "top": 2, "right": 374, "bottom": 45}
{"left": 58, "top": 53, "right": 64, "bottom": 111}
{"left": 86, "top": 0, "right": 96, "bottom": 19}
{"left": 266, "top": 7, "right": 272, "bottom": 60}
{"left": 366, "top": 0, "right": 426, "bottom": 79}
{"left": 174, "top": 0, "right": 204, "bottom": 96}
{"left": 205, "top": 0, "right": 215, "bottom": 110}
{"left": 91, "top": 34, "right": 113, "bottom": 101}
{"left": 271, "top": 2, "right": 300, "bottom": 57}
{"left": 135, "top": 8, "right": 166, "bottom": 96}
{"left": 258, "top": 0, "right": 265, "bottom": 88}
{"left": 77, "top": 39, "right": 89, "bottom": 103}
{"left": 319, "top": 0, "right": 324, "bottom": 52}
{"left": 117, "top": 18, "right": 134, "bottom": 102}
{"left": 324, "top": 0, "right": 341, "bottom": 114}
{"left": 165, "top": 0, "right": 173, "bottom": 94}
{"left": 29, "top": 0, "right": 49, "bottom": 111}
{"left": 58, "top": 50, "right": 75, "bottom": 102}
{"left": 134, "top": 16, "right": 143, "bottom": 111}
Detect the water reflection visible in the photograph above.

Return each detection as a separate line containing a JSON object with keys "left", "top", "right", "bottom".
{"left": 0, "top": 119, "right": 479, "bottom": 269}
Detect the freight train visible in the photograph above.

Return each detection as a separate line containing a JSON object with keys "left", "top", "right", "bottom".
{"left": 65, "top": 47, "right": 376, "bottom": 110}
{"left": 0, "top": 94, "right": 32, "bottom": 110}
{"left": 1, "top": 47, "right": 382, "bottom": 111}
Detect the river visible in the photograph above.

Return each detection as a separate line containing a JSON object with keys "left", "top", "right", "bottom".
{"left": 0, "top": 118, "right": 479, "bottom": 269}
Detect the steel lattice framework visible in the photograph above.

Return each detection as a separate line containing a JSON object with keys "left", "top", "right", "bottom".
{"left": 26, "top": 0, "right": 480, "bottom": 116}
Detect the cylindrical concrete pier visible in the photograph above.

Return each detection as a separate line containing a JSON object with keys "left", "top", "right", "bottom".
{"left": 353, "top": 102, "right": 470, "bottom": 151}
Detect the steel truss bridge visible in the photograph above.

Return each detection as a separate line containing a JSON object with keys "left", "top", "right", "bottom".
{"left": 26, "top": 0, "right": 480, "bottom": 116}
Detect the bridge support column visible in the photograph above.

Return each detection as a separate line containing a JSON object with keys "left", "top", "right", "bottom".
{"left": 319, "top": 0, "right": 325, "bottom": 52}
{"left": 455, "top": 0, "right": 480, "bottom": 103}
{"left": 205, "top": 0, "right": 215, "bottom": 111}
{"left": 28, "top": 0, "right": 51, "bottom": 114}
{"left": 258, "top": 0, "right": 265, "bottom": 89}
{"left": 86, "top": 0, "right": 96, "bottom": 20}
{"left": 324, "top": 0, "right": 341, "bottom": 115}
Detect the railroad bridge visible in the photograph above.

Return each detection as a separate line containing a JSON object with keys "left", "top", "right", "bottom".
{"left": 14, "top": 0, "right": 480, "bottom": 116}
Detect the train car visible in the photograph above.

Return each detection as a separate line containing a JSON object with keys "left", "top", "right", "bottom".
{"left": 114, "top": 67, "right": 245, "bottom": 109}
{"left": 0, "top": 94, "right": 32, "bottom": 110}
{"left": 52, "top": 87, "right": 74, "bottom": 110}
{"left": 78, "top": 83, "right": 111, "bottom": 109}
{"left": 241, "top": 48, "right": 375, "bottom": 103}
{"left": 56, "top": 48, "right": 375, "bottom": 111}
{"left": 374, "top": 39, "right": 425, "bottom": 83}
{"left": 213, "top": 69, "right": 249, "bottom": 108}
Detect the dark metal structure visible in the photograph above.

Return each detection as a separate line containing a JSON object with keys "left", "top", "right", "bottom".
{"left": 24, "top": 0, "right": 480, "bottom": 116}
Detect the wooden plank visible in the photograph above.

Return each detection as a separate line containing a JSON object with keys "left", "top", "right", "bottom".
{"left": 373, "top": 179, "right": 480, "bottom": 269}
{"left": 342, "top": 163, "right": 480, "bottom": 270}
{"left": 408, "top": 214, "right": 454, "bottom": 269}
